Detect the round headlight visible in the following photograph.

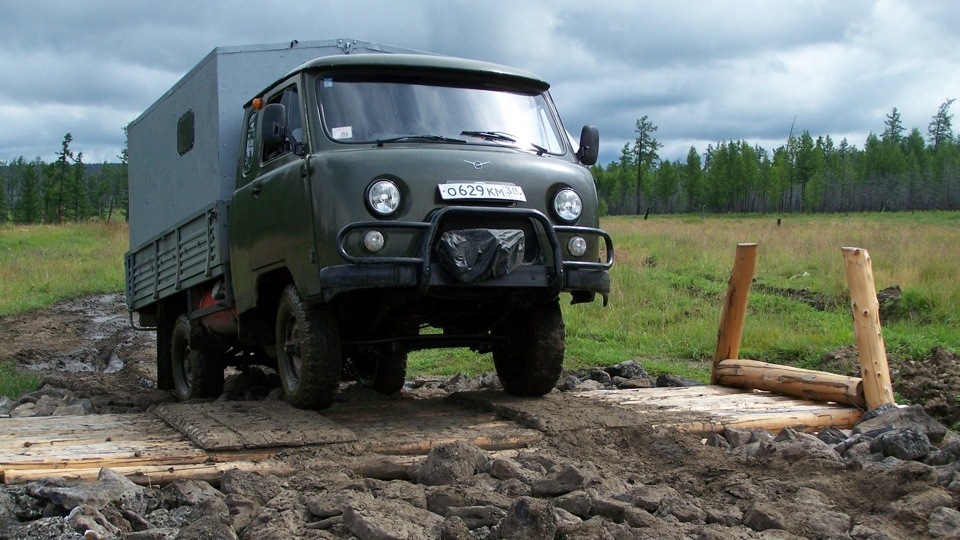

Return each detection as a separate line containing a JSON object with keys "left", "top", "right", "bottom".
{"left": 553, "top": 188, "right": 583, "bottom": 222}
{"left": 367, "top": 179, "right": 401, "bottom": 216}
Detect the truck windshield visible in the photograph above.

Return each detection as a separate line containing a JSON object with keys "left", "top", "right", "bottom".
{"left": 317, "top": 73, "right": 566, "bottom": 155}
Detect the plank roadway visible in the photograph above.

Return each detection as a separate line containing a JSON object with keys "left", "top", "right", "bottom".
{"left": 1, "top": 385, "right": 863, "bottom": 485}
{"left": 451, "top": 386, "right": 864, "bottom": 435}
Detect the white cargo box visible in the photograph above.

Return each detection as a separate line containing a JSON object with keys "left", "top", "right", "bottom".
{"left": 127, "top": 39, "right": 418, "bottom": 249}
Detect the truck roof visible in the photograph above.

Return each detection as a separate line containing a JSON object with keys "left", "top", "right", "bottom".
{"left": 243, "top": 50, "right": 552, "bottom": 117}
{"left": 286, "top": 53, "right": 550, "bottom": 92}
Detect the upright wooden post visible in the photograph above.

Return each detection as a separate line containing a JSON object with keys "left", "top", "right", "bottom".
{"left": 842, "top": 247, "right": 895, "bottom": 409}
{"left": 712, "top": 243, "right": 758, "bottom": 384}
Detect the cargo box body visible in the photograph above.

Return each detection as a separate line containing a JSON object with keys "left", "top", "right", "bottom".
{"left": 125, "top": 40, "right": 418, "bottom": 311}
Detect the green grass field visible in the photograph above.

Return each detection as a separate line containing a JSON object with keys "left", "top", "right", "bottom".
{"left": 0, "top": 222, "right": 128, "bottom": 317}
{"left": 1, "top": 214, "right": 958, "bottom": 391}
{"left": 0, "top": 221, "right": 128, "bottom": 397}
{"left": 414, "top": 212, "right": 960, "bottom": 379}
{"left": 560, "top": 212, "right": 960, "bottom": 377}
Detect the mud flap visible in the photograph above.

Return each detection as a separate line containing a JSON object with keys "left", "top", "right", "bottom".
{"left": 437, "top": 229, "right": 525, "bottom": 283}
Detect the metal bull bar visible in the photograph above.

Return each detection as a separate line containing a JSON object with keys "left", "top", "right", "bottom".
{"left": 330, "top": 206, "right": 613, "bottom": 300}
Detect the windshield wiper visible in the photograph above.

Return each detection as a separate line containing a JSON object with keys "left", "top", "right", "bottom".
{"left": 462, "top": 131, "right": 551, "bottom": 156}
{"left": 376, "top": 135, "right": 465, "bottom": 146}
{"left": 460, "top": 130, "right": 517, "bottom": 143}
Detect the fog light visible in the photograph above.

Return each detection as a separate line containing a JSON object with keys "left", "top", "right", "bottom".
{"left": 363, "top": 231, "right": 385, "bottom": 252}
{"left": 567, "top": 236, "right": 587, "bottom": 257}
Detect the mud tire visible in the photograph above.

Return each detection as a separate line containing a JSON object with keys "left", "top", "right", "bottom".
{"left": 170, "top": 314, "right": 224, "bottom": 400}
{"left": 276, "top": 285, "right": 342, "bottom": 409}
{"left": 352, "top": 351, "right": 408, "bottom": 395}
{"left": 492, "top": 298, "right": 565, "bottom": 396}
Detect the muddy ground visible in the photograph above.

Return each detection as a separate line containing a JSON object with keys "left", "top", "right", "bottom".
{"left": 2, "top": 294, "right": 960, "bottom": 539}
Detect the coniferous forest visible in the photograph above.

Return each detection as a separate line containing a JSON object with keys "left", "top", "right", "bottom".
{"left": 593, "top": 100, "right": 959, "bottom": 215}
{"left": 0, "top": 133, "right": 128, "bottom": 224}
{"left": 0, "top": 100, "right": 957, "bottom": 224}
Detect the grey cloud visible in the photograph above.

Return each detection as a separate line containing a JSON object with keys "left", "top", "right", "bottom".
{"left": 0, "top": 0, "right": 957, "bottom": 166}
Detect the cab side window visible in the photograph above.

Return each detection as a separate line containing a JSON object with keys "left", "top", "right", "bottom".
{"left": 241, "top": 109, "right": 258, "bottom": 178}
{"left": 281, "top": 87, "right": 302, "bottom": 148}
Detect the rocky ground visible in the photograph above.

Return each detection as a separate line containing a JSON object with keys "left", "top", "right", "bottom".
{"left": 2, "top": 294, "right": 960, "bottom": 539}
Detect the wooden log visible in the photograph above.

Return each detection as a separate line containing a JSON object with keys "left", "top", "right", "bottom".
{"left": 713, "top": 359, "right": 866, "bottom": 408}
{"left": 712, "top": 243, "right": 758, "bottom": 383}
{"left": 842, "top": 247, "right": 896, "bottom": 409}
{"left": 660, "top": 407, "right": 863, "bottom": 433}
{"left": 4, "top": 460, "right": 296, "bottom": 486}
{"left": 365, "top": 433, "right": 543, "bottom": 455}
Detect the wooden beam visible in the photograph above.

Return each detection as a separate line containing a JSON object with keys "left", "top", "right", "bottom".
{"left": 713, "top": 358, "right": 866, "bottom": 408}
{"left": 660, "top": 408, "right": 864, "bottom": 433}
{"left": 842, "top": 247, "right": 895, "bottom": 409}
{"left": 3, "top": 460, "right": 295, "bottom": 486}
{"left": 712, "top": 243, "right": 758, "bottom": 383}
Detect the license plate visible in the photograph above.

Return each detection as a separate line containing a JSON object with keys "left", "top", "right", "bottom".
{"left": 439, "top": 182, "right": 526, "bottom": 202}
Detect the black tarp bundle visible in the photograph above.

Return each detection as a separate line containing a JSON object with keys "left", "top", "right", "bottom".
{"left": 437, "top": 229, "right": 525, "bottom": 283}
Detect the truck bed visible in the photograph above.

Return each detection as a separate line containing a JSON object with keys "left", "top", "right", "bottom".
{"left": 125, "top": 201, "right": 230, "bottom": 313}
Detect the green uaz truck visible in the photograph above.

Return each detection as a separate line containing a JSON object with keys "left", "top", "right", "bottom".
{"left": 125, "top": 39, "right": 613, "bottom": 409}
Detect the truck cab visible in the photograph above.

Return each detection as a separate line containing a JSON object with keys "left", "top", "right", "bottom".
{"left": 125, "top": 41, "right": 612, "bottom": 409}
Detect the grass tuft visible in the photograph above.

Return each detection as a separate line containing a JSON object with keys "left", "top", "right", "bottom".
{"left": 0, "top": 359, "right": 41, "bottom": 399}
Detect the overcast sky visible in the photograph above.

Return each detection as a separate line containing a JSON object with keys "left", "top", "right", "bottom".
{"left": 1, "top": 0, "right": 957, "bottom": 166}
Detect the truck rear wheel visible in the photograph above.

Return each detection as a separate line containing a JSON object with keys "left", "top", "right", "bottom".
{"left": 170, "top": 315, "right": 225, "bottom": 400}
{"left": 492, "top": 299, "right": 565, "bottom": 396}
{"left": 351, "top": 351, "right": 407, "bottom": 395}
{"left": 276, "top": 285, "right": 342, "bottom": 409}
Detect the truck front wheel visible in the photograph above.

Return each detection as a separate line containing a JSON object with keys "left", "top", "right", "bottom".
{"left": 492, "top": 299, "right": 565, "bottom": 396}
{"left": 276, "top": 285, "right": 342, "bottom": 409}
{"left": 170, "top": 315, "right": 225, "bottom": 400}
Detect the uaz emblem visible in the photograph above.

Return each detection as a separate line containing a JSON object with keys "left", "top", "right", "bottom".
{"left": 463, "top": 160, "right": 491, "bottom": 170}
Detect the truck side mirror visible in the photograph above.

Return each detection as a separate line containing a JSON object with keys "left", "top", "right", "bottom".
{"left": 260, "top": 103, "right": 288, "bottom": 155}
{"left": 577, "top": 126, "right": 599, "bottom": 166}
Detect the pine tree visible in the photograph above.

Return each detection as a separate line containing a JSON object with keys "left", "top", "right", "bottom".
{"left": 633, "top": 116, "right": 661, "bottom": 214}
{"left": 68, "top": 151, "right": 90, "bottom": 221}
{"left": 0, "top": 161, "right": 9, "bottom": 223}
{"left": 48, "top": 133, "right": 75, "bottom": 223}
{"left": 882, "top": 107, "right": 904, "bottom": 146}
{"left": 15, "top": 159, "right": 43, "bottom": 223}
{"left": 681, "top": 147, "right": 703, "bottom": 212}
{"left": 928, "top": 98, "right": 955, "bottom": 150}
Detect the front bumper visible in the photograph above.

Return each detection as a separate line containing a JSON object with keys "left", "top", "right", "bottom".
{"left": 318, "top": 206, "right": 613, "bottom": 304}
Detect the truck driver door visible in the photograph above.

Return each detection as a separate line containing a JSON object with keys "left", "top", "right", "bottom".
{"left": 230, "top": 83, "right": 314, "bottom": 312}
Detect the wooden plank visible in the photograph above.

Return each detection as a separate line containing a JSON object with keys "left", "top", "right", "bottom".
{"left": 476, "top": 386, "right": 863, "bottom": 435}
{"left": 0, "top": 427, "right": 184, "bottom": 451}
{"left": 586, "top": 392, "right": 841, "bottom": 413}
{"left": 332, "top": 400, "right": 545, "bottom": 455}
{"left": 4, "top": 459, "right": 295, "bottom": 486}
{"left": 572, "top": 386, "right": 748, "bottom": 403}
{"left": 0, "top": 415, "right": 170, "bottom": 440}
{"left": 662, "top": 408, "right": 864, "bottom": 433}
{"left": 155, "top": 401, "right": 358, "bottom": 450}
{"left": 367, "top": 433, "right": 544, "bottom": 456}
{"left": 3, "top": 385, "right": 864, "bottom": 486}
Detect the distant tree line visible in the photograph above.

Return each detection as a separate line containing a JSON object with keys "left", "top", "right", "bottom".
{"left": 3, "top": 101, "right": 957, "bottom": 224}
{"left": 594, "top": 99, "right": 960, "bottom": 215}
{"left": 0, "top": 133, "right": 128, "bottom": 224}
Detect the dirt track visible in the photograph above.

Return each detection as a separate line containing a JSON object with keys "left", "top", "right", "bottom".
{"left": 2, "top": 294, "right": 960, "bottom": 539}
